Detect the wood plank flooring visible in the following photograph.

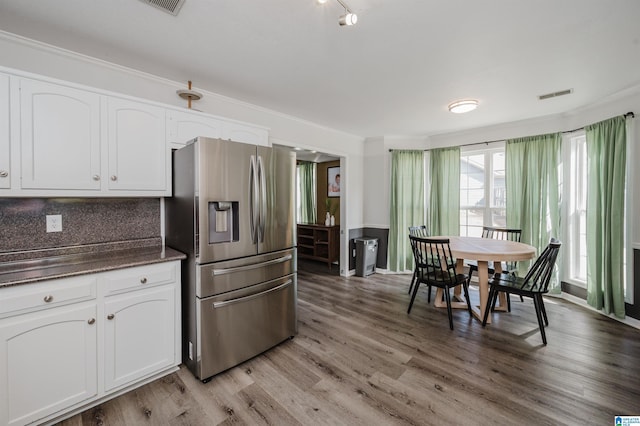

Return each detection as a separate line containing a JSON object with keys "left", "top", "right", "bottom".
{"left": 57, "top": 268, "right": 640, "bottom": 425}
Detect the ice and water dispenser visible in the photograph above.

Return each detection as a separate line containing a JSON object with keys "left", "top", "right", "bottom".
{"left": 208, "top": 201, "right": 239, "bottom": 243}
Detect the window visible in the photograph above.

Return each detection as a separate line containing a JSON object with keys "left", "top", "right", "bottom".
{"left": 564, "top": 133, "right": 628, "bottom": 298}
{"left": 566, "top": 134, "right": 588, "bottom": 284}
{"left": 459, "top": 146, "right": 506, "bottom": 237}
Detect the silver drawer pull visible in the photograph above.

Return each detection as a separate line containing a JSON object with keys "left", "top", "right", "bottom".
{"left": 92, "top": 174, "right": 100, "bottom": 181}
{"left": 88, "top": 318, "right": 95, "bottom": 325}
{"left": 110, "top": 175, "right": 117, "bottom": 181}
{"left": 212, "top": 279, "right": 293, "bottom": 309}
{"left": 44, "top": 295, "right": 54, "bottom": 303}
{"left": 0, "top": 170, "right": 8, "bottom": 178}
{"left": 107, "top": 314, "right": 115, "bottom": 320}
{"left": 140, "top": 277, "right": 148, "bottom": 284}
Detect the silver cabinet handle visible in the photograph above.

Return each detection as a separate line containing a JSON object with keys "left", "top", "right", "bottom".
{"left": 88, "top": 318, "right": 95, "bottom": 325}
{"left": 44, "top": 295, "right": 53, "bottom": 303}
{"left": 107, "top": 314, "right": 115, "bottom": 320}
{"left": 0, "top": 170, "right": 8, "bottom": 178}
{"left": 140, "top": 277, "right": 147, "bottom": 284}
{"left": 92, "top": 174, "right": 100, "bottom": 181}
{"left": 110, "top": 175, "right": 117, "bottom": 181}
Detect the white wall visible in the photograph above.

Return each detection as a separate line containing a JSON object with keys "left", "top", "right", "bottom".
{"left": 362, "top": 136, "right": 428, "bottom": 228}
{"left": 0, "top": 31, "right": 367, "bottom": 274}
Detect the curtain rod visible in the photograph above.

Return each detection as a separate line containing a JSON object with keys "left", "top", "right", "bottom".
{"left": 388, "top": 111, "right": 635, "bottom": 152}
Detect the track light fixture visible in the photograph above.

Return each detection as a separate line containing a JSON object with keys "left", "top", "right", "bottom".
{"left": 317, "top": 0, "right": 358, "bottom": 26}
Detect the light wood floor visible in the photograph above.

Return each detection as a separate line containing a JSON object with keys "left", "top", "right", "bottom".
{"left": 58, "top": 268, "right": 640, "bottom": 425}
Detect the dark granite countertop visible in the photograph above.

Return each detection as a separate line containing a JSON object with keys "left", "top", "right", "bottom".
{"left": 0, "top": 241, "right": 186, "bottom": 288}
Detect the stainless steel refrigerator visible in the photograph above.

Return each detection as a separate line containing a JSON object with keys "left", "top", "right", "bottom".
{"left": 165, "top": 137, "right": 297, "bottom": 382}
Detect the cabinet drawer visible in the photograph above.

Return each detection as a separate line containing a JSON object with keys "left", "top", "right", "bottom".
{"left": 103, "top": 262, "right": 177, "bottom": 295}
{"left": 0, "top": 275, "right": 97, "bottom": 318}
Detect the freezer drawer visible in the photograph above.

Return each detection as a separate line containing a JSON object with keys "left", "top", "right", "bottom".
{"left": 196, "top": 248, "right": 295, "bottom": 298}
{"left": 195, "top": 274, "right": 297, "bottom": 380}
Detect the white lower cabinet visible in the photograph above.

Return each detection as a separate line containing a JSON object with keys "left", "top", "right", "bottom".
{"left": 0, "top": 302, "right": 98, "bottom": 426}
{"left": 104, "top": 284, "right": 176, "bottom": 392}
{"left": 0, "top": 260, "right": 181, "bottom": 426}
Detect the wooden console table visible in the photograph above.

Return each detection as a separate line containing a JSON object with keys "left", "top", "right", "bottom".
{"left": 297, "top": 224, "right": 340, "bottom": 270}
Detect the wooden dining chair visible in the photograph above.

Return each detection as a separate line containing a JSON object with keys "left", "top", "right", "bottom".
{"left": 408, "top": 236, "right": 472, "bottom": 330}
{"left": 407, "top": 226, "right": 430, "bottom": 295}
{"left": 467, "top": 226, "right": 523, "bottom": 310}
{"left": 481, "top": 238, "right": 561, "bottom": 345}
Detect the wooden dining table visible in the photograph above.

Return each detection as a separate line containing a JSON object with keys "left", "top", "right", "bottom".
{"left": 430, "top": 236, "right": 536, "bottom": 324}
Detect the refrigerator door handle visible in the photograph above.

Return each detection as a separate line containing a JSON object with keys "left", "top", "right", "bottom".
{"left": 257, "top": 155, "right": 267, "bottom": 243}
{"left": 211, "top": 254, "right": 293, "bottom": 276}
{"left": 249, "top": 155, "right": 258, "bottom": 244}
{"left": 212, "top": 279, "right": 293, "bottom": 309}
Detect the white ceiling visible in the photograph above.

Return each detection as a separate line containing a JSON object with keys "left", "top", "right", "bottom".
{"left": 1, "top": 0, "right": 639, "bottom": 139}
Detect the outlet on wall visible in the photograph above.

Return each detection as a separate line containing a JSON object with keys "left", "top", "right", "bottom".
{"left": 46, "top": 215, "right": 62, "bottom": 233}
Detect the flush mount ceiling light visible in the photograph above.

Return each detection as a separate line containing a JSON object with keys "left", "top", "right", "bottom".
{"left": 317, "top": 0, "right": 358, "bottom": 26}
{"left": 448, "top": 99, "right": 478, "bottom": 114}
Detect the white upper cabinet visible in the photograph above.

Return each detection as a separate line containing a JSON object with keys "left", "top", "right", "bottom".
{"left": 166, "top": 109, "right": 222, "bottom": 147}
{"left": 107, "top": 97, "right": 168, "bottom": 193}
{"left": 222, "top": 120, "right": 269, "bottom": 146}
{"left": 18, "top": 78, "right": 101, "bottom": 191}
{"left": 0, "top": 67, "right": 270, "bottom": 196}
{"left": 0, "top": 74, "right": 9, "bottom": 189}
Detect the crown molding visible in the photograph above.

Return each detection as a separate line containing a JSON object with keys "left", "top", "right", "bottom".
{"left": 0, "top": 30, "right": 364, "bottom": 142}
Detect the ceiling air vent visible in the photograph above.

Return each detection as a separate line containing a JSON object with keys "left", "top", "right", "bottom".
{"left": 138, "top": 0, "right": 185, "bottom": 16}
{"left": 538, "top": 89, "right": 573, "bottom": 100}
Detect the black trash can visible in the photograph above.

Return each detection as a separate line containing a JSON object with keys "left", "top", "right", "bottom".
{"left": 355, "top": 237, "right": 379, "bottom": 277}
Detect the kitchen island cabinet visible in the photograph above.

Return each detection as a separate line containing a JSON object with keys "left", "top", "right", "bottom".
{"left": 0, "top": 259, "right": 182, "bottom": 426}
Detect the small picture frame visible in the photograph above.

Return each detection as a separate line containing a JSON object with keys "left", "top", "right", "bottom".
{"left": 327, "top": 166, "right": 340, "bottom": 197}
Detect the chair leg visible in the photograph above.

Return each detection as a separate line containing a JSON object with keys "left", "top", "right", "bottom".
{"left": 427, "top": 285, "right": 432, "bottom": 303}
{"left": 506, "top": 291, "right": 512, "bottom": 312}
{"left": 482, "top": 287, "right": 497, "bottom": 326}
{"left": 444, "top": 287, "right": 454, "bottom": 330}
{"left": 532, "top": 294, "right": 547, "bottom": 345}
{"left": 538, "top": 294, "right": 549, "bottom": 326}
{"left": 462, "top": 279, "right": 472, "bottom": 314}
{"left": 519, "top": 295, "right": 524, "bottom": 303}
{"left": 408, "top": 269, "right": 417, "bottom": 294}
{"left": 407, "top": 280, "right": 421, "bottom": 314}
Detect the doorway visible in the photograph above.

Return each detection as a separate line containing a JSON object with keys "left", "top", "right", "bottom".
{"left": 294, "top": 149, "right": 342, "bottom": 276}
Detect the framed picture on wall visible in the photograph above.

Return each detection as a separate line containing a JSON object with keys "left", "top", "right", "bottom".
{"left": 328, "top": 166, "right": 340, "bottom": 197}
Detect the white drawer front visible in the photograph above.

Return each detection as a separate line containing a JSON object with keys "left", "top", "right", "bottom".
{"left": 103, "top": 262, "right": 177, "bottom": 295}
{"left": 0, "top": 275, "right": 97, "bottom": 318}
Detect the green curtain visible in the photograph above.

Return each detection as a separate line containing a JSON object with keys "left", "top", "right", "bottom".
{"left": 429, "top": 147, "right": 460, "bottom": 236}
{"left": 389, "top": 150, "right": 425, "bottom": 272}
{"left": 298, "top": 162, "right": 316, "bottom": 224}
{"left": 506, "top": 133, "right": 561, "bottom": 292}
{"left": 586, "top": 116, "right": 627, "bottom": 318}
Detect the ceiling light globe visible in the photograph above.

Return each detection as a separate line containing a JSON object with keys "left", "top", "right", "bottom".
{"left": 316, "top": 0, "right": 328, "bottom": 4}
{"left": 448, "top": 99, "right": 478, "bottom": 114}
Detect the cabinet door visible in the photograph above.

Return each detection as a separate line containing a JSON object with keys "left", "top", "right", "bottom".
{"left": 107, "top": 97, "right": 167, "bottom": 192}
{"left": 19, "top": 78, "right": 101, "bottom": 190}
{"left": 0, "top": 73, "right": 9, "bottom": 189}
{"left": 221, "top": 121, "right": 269, "bottom": 146}
{"left": 0, "top": 303, "right": 97, "bottom": 426}
{"left": 103, "top": 285, "right": 175, "bottom": 392}
{"left": 166, "top": 109, "right": 222, "bottom": 146}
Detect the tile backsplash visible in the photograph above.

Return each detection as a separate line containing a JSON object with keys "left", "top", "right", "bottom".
{"left": 0, "top": 198, "right": 160, "bottom": 253}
